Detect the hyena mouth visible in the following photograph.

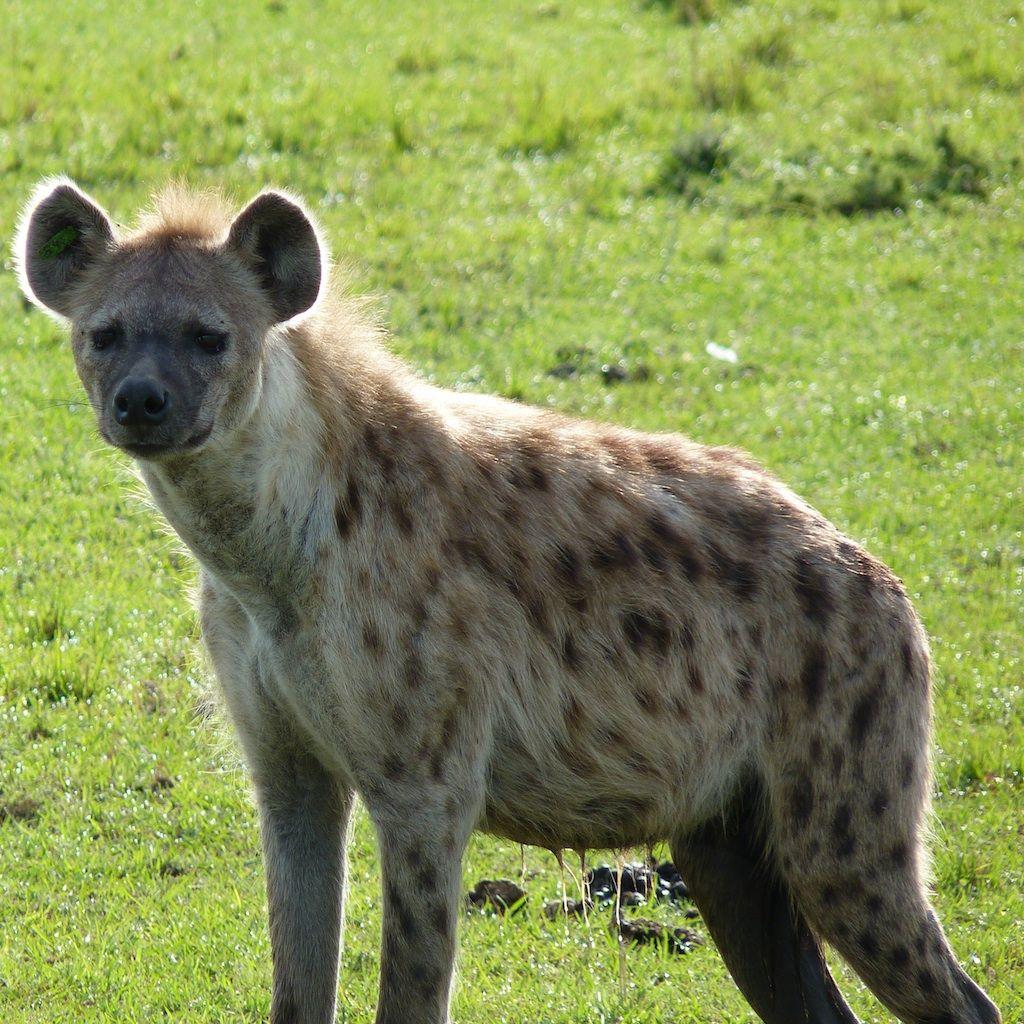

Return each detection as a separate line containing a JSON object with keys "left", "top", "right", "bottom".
{"left": 119, "top": 423, "right": 213, "bottom": 459}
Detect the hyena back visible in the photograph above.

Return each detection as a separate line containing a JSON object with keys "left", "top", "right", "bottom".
{"left": 15, "top": 179, "right": 1000, "bottom": 1024}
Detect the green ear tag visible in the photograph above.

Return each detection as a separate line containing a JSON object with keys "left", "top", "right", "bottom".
{"left": 39, "top": 225, "right": 79, "bottom": 259}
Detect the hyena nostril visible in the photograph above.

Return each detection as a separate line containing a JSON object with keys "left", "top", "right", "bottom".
{"left": 144, "top": 391, "right": 168, "bottom": 416}
{"left": 112, "top": 379, "right": 170, "bottom": 426}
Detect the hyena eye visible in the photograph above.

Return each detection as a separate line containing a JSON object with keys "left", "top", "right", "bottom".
{"left": 91, "top": 326, "right": 120, "bottom": 351}
{"left": 195, "top": 331, "right": 228, "bottom": 354}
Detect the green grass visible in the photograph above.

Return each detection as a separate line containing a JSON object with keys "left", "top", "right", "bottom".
{"left": 1, "top": 0, "right": 1022, "bottom": 1020}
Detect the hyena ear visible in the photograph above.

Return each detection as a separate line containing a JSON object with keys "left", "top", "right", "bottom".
{"left": 15, "top": 177, "right": 115, "bottom": 320}
{"left": 225, "top": 191, "right": 324, "bottom": 324}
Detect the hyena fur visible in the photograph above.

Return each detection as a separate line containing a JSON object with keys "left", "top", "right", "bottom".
{"left": 15, "top": 178, "right": 1001, "bottom": 1024}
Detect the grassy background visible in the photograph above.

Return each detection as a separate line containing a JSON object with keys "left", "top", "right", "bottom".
{"left": 1, "top": 0, "right": 1022, "bottom": 1020}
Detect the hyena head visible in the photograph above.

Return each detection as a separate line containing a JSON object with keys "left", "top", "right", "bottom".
{"left": 15, "top": 177, "right": 324, "bottom": 460}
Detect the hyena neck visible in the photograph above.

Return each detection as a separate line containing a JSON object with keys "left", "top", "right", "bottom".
{"left": 140, "top": 325, "right": 405, "bottom": 612}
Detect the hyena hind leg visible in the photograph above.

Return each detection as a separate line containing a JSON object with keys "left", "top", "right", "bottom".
{"left": 763, "top": 675, "right": 1001, "bottom": 1024}
{"left": 671, "top": 781, "right": 861, "bottom": 1024}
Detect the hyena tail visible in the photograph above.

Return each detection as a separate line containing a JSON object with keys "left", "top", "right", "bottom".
{"left": 673, "top": 624, "right": 999, "bottom": 1024}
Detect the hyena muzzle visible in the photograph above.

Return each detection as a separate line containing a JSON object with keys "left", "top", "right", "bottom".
{"left": 15, "top": 178, "right": 1000, "bottom": 1024}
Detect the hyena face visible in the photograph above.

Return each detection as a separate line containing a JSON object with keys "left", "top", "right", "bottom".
{"left": 16, "top": 178, "right": 324, "bottom": 460}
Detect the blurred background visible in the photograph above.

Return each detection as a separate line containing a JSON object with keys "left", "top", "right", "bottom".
{"left": 0, "top": 1, "right": 1021, "bottom": 1021}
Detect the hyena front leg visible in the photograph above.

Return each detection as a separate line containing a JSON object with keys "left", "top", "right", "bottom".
{"left": 361, "top": 773, "right": 482, "bottom": 1024}
{"left": 257, "top": 745, "right": 354, "bottom": 1024}
{"left": 200, "top": 582, "right": 354, "bottom": 1024}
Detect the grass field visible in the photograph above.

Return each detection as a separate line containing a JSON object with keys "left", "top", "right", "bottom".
{"left": 1, "top": 0, "right": 1022, "bottom": 1020}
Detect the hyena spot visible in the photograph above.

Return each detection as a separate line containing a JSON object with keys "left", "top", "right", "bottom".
{"left": 836, "top": 834, "right": 857, "bottom": 860}
{"left": 560, "top": 633, "right": 582, "bottom": 672}
{"left": 510, "top": 454, "right": 549, "bottom": 491}
{"left": 678, "top": 621, "right": 696, "bottom": 650}
{"left": 889, "top": 841, "right": 910, "bottom": 867}
{"left": 673, "top": 535, "right": 705, "bottom": 582}
{"left": 736, "top": 667, "right": 755, "bottom": 700}
{"left": 362, "top": 622, "right": 384, "bottom": 655}
{"left": 801, "top": 644, "right": 828, "bottom": 710}
{"left": 563, "top": 693, "right": 585, "bottom": 731}
{"left": 448, "top": 607, "right": 471, "bottom": 641}
{"left": 363, "top": 424, "right": 396, "bottom": 478}
{"left": 407, "top": 598, "right": 428, "bottom": 626}
{"left": 858, "top": 929, "right": 880, "bottom": 957}
{"left": 831, "top": 803, "right": 852, "bottom": 836}
{"left": 621, "top": 609, "right": 670, "bottom": 655}
{"left": 410, "top": 960, "right": 440, "bottom": 996}
{"left": 387, "top": 493, "right": 415, "bottom": 536}
{"left": 455, "top": 535, "right": 498, "bottom": 578}
{"left": 793, "top": 553, "right": 835, "bottom": 625}
{"left": 689, "top": 663, "right": 705, "bottom": 694}
{"left": 725, "top": 559, "right": 759, "bottom": 600}
{"left": 634, "top": 686, "right": 660, "bottom": 714}
{"left": 403, "top": 651, "right": 425, "bottom": 689}
{"left": 334, "top": 495, "right": 357, "bottom": 538}
{"left": 917, "top": 969, "right": 936, "bottom": 993}
{"left": 552, "top": 544, "right": 583, "bottom": 590}
{"left": 725, "top": 500, "right": 775, "bottom": 548}
{"left": 430, "top": 902, "right": 451, "bottom": 939}
{"left": 639, "top": 534, "right": 668, "bottom": 571}
{"left": 870, "top": 788, "right": 889, "bottom": 817}
{"left": 831, "top": 804, "right": 856, "bottom": 859}
{"left": 866, "top": 894, "right": 884, "bottom": 916}
{"left": 789, "top": 783, "right": 814, "bottom": 830}
{"left": 849, "top": 684, "right": 883, "bottom": 748}
{"left": 891, "top": 944, "right": 910, "bottom": 968}
{"left": 389, "top": 888, "right": 418, "bottom": 938}
{"left": 643, "top": 440, "right": 682, "bottom": 475}
{"left": 593, "top": 531, "right": 640, "bottom": 572}
{"left": 389, "top": 702, "right": 409, "bottom": 733}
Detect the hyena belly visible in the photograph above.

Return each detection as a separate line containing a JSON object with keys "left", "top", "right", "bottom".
{"left": 475, "top": 581, "right": 770, "bottom": 851}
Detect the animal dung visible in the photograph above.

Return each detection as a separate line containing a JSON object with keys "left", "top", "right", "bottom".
{"left": 611, "top": 916, "right": 703, "bottom": 955}
{"left": 466, "top": 879, "right": 527, "bottom": 915}
{"left": 542, "top": 897, "right": 593, "bottom": 919}
{"left": 585, "top": 861, "right": 692, "bottom": 907}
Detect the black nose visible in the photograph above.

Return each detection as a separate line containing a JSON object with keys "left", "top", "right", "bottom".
{"left": 112, "top": 378, "right": 171, "bottom": 427}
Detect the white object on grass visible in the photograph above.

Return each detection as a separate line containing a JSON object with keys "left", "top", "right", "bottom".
{"left": 705, "top": 341, "right": 739, "bottom": 364}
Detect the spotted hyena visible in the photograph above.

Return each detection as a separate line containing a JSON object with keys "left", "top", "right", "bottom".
{"left": 15, "top": 178, "right": 1000, "bottom": 1024}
